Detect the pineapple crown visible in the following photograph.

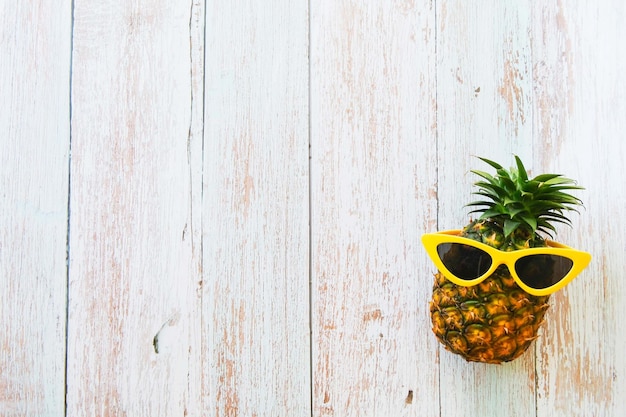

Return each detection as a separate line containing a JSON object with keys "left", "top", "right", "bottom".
{"left": 466, "top": 155, "right": 584, "bottom": 239}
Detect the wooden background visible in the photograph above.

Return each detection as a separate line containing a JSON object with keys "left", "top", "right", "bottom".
{"left": 1, "top": 1, "right": 624, "bottom": 416}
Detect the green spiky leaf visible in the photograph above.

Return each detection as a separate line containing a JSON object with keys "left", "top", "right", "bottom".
{"left": 465, "top": 155, "right": 584, "bottom": 241}
{"left": 514, "top": 155, "right": 529, "bottom": 182}
{"left": 503, "top": 220, "right": 521, "bottom": 237}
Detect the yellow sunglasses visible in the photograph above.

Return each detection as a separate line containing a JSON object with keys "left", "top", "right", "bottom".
{"left": 421, "top": 230, "right": 591, "bottom": 296}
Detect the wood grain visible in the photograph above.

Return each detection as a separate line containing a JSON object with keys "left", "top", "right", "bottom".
{"left": 66, "top": 1, "right": 203, "bottom": 415}
{"left": 435, "top": 2, "right": 537, "bottom": 417}
{"left": 202, "top": 1, "right": 311, "bottom": 415}
{"left": 2, "top": 1, "right": 626, "bottom": 415}
{"left": 310, "top": 2, "right": 439, "bottom": 416}
{"left": 0, "top": 1, "right": 72, "bottom": 416}
{"left": 532, "top": 3, "right": 626, "bottom": 416}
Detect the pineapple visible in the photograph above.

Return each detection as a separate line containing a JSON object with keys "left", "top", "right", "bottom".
{"left": 429, "top": 156, "right": 583, "bottom": 364}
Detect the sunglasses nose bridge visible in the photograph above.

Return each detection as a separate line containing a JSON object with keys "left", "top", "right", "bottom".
{"left": 490, "top": 256, "right": 517, "bottom": 277}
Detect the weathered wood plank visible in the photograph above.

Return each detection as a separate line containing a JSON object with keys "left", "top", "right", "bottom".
{"left": 3, "top": 1, "right": 624, "bottom": 415}
{"left": 0, "top": 2, "right": 71, "bottom": 416}
{"left": 202, "top": 1, "right": 311, "bottom": 415}
{"left": 66, "top": 1, "right": 203, "bottom": 415}
{"left": 533, "top": 2, "right": 626, "bottom": 416}
{"left": 435, "top": 2, "right": 537, "bottom": 417}
{"left": 310, "top": 2, "right": 439, "bottom": 416}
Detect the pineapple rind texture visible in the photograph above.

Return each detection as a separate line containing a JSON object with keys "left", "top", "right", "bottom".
{"left": 428, "top": 156, "right": 583, "bottom": 364}
{"left": 429, "top": 219, "right": 551, "bottom": 364}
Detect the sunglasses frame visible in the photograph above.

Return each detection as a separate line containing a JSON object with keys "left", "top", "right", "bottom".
{"left": 421, "top": 230, "right": 592, "bottom": 296}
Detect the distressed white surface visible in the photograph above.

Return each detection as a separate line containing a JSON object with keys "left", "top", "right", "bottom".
{"left": 66, "top": 1, "right": 203, "bottom": 416}
{"left": 435, "top": 3, "right": 538, "bottom": 417}
{"left": 0, "top": 1, "right": 71, "bottom": 416}
{"left": 533, "top": 3, "right": 626, "bottom": 416}
{"left": 1, "top": 1, "right": 625, "bottom": 416}
{"left": 202, "top": 1, "right": 311, "bottom": 415}
{"left": 310, "top": 2, "right": 439, "bottom": 416}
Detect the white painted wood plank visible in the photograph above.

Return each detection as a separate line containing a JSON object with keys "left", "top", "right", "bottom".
{"left": 202, "top": 1, "right": 311, "bottom": 415}
{"left": 435, "top": 2, "right": 537, "bottom": 417}
{"left": 66, "top": 1, "right": 203, "bottom": 415}
{"left": 3, "top": 1, "right": 622, "bottom": 416}
{"left": 532, "top": 2, "right": 626, "bottom": 416}
{"left": 0, "top": 2, "right": 71, "bottom": 416}
{"left": 310, "top": 2, "right": 439, "bottom": 416}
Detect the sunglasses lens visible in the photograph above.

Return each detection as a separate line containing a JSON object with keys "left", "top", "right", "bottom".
{"left": 436, "top": 243, "right": 492, "bottom": 280}
{"left": 515, "top": 255, "right": 574, "bottom": 289}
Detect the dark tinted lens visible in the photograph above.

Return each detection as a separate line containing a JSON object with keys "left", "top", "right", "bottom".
{"left": 436, "top": 243, "right": 492, "bottom": 280}
{"left": 515, "top": 255, "right": 573, "bottom": 289}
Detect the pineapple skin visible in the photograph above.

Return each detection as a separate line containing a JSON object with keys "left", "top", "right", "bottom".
{"left": 429, "top": 220, "right": 551, "bottom": 364}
